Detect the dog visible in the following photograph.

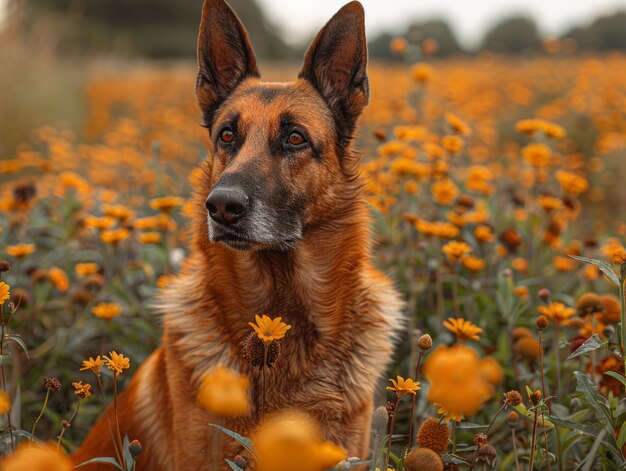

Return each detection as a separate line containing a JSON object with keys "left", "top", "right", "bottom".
{"left": 72, "top": 1, "right": 403, "bottom": 469}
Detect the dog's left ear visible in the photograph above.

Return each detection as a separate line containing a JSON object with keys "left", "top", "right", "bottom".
{"left": 196, "top": 0, "right": 259, "bottom": 129}
{"left": 299, "top": 1, "right": 369, "bottom": 144}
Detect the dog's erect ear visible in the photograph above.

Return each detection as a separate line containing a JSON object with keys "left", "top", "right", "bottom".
{"left": 299, "top": 1, "right": 369, "bottom": 144}
{"left": 196, "top": 0, "right": 259, "bottom": 128}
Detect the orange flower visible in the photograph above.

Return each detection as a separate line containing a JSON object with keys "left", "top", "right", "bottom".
{"left": 522, "top": 143, "right": 551, "bottom": 168}
{"left": 386, "top": 376, "right": 421, "bottom": 398}
{"left": 0, "top": 282, "right": 9, "bottom": 305}
{"left": 100, "top": 228, "right": 130, "bottom": 245}
{"left": 196, "top": 365, "right": 250, "bottom": 417}
{"left": 537, "top": 302, "right": 575, "bottom": 325}
{"left": 5, "top": 243, "right": 35, "bottom": 258}
{"left": 441, "top": 135, "right": 464, "bottom": 154}
{"left": 137, "top": 232, "right": 162, "bottom": 244}
{"left": 48, "top": 267, "right": 69, "bottom": 292}
{"left": 423, "top": 344, "right": 494, "bottom": 419}
{"left": 442, "top": 240, "right": 472, "bottom": 263}
{"left": 461, "top": 254, "right": 485, "bottom": 272}
{"left": 411, "top": 63, "right": 433, "bottom": 83}
{"left": 75, "top": 263, "right": 99, "bottom": 276}
{"left": 0, "top": 442, "right": 73, "bottom": 471}
{"left": 431, "top": 178, "right": 459, "bottom": 206}
{"left": 150, "top": 196, "right": 184, "bottom": 212}
{"left": 444, "top": 112, "right": 471, "bottom": 136}
{"left": 91, "top": 302, "right": 122, "bottom": 320}
{"left": 443, "top": 317, "right": 482, "bottom": 341}
{"left": 555, "top": 170, "right": 589, "bottom": 195}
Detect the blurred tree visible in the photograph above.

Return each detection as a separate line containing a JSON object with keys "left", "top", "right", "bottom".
{"left": 482, "top": 15, "right": 542, "bottom": 54}
{"left": 563, "top": 11, "right": 626, "bottom": 51}
{"left": 9, "top": 0, "right": 293, "bottom": 59}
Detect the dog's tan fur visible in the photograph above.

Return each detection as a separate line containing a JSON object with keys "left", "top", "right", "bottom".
{"left": 72, "top": 1, "right": 403, "bottom": 469}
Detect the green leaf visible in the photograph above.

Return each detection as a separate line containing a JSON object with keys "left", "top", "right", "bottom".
{"left": 568, "top": 255, "right": 620, "bottom": 286}
{"left": 604, "top": 371, "right": 626, "bottom": 389}
{"left": 3, "top": 334, "right": 29, "bottom": 359}
{"left": 574, "top": 371, "right": 614, "bottom": 434}
{"left": 208, "top": 423, "right": 254, "bottom": 456}
{"left": 618, "top": 424, "right": 626, "bottom": 448}
{"left": 75, "top": 457, "right": 124, "bottom": 470}
{"left": 581, "top": 429, "right": 606, "bottom": 471}
{"left": 456, "top": 422, "right": 488, "bottom": 429}
{"left": 567, "top": 334, "right": 607, "bottom": 360}
{"left": 225, "top": 459, "right": 244, "bottom": 471}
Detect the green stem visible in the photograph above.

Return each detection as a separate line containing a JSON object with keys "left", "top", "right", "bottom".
{"left": 262, "top": 343, "right": 268, "bottom": 421}
{"left": 0, "top": 306, "right": 14, "bottom": 451}
{"left": 96, "top": 374, "right": 124, "bottom": 466}
{"left": 485, "top": 402, "right": 506, "bottom": 437}
{"left": 113, "top": 375, "right": 126, "bottom": 470}
{"left": 619, "top": 272, "right": 626, "bottom": 378}
{"left": 529, "top": 409, "right": 539, "bottom": 470}
{"left": 408, "top": 352, "right": 423, "bottom": 447}
{"left": 384, "top": 398, "right": 400, "bottom": 471}
{"left": 31, "top": 388, "right": 51, "bottom": 437}
{"left": 512, "top": 428, "right": 520, "bottom": 471}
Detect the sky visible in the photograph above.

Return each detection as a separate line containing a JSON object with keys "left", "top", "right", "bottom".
{"left": 257, "top": 0, "right": 626, "bottom": 48}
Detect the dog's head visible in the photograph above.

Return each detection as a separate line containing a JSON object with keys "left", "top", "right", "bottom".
{"left": 196, "top": 0, "right": 369, "bottom": 251}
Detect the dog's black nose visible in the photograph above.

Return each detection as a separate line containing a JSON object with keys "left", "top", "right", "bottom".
{"left": 206, "top": 188, "right": 249, "bottom": 224}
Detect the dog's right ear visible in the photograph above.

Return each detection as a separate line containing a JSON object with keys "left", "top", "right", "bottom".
{"left": 196, "top": 0, "right": 259, "bottom": 129}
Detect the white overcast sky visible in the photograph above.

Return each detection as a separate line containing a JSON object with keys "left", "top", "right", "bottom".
{"left": 258, "top": 0, "right": 626, "bottom": 47}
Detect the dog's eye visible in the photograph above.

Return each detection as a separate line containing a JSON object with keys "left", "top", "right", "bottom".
{"left": 219, "top": 128, "right": 234, "bottom": 144}
{"left": 287, "top": 131, "right": 306, "bottom": 147}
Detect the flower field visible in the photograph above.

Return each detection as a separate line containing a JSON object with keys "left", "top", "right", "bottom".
{"left": 1, "top": 50, "right": 626, "bottom": 470}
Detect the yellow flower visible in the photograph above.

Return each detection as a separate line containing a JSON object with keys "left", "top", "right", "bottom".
{"left": 5, "top": 243, "right": 35, "bottom": 258}
{"left": 196, "top": 365, "right": 250, "bottom": 417}
{"left": 0, "top": 390, "right": 11, "bottom": 414}
{"left": 443, "top": 317, "right": 483, "bottom": 341}
{"left": 445, "top": 112, "right": 471, "bottom": 136}
{"left": 537, "top": 302, "right": 576, "bottom": 325}
{"left": 442, "top": 240, "right": 472, "bottom": 263}
{"left": 461, "top": 254, "right": 485, "bottom": 272}
{"left": 475, "top": 225, "right": 495, "bottom": 243}
{"left": 72, "top": 381, "right": 92, "bottom": 399}
{"left": 104, "top": 351, "right": 131, "bottom": 375}
{"left": 47, "top": 267, "right": 69, "bottom": 292}
{"left": 437, "top": 406, "right": 463, "bottom": 423}
{"left": 253, "top": 410, "right": 347, "bottom": 471}
{"left": 537, "top": 195, "right": 562, "bottom": 211}
{"left": 441, "top": 135, "right": 464, "bottom": 154}
{"left": 150, "top": 196, "right": 184, "bottom": 212}
{"left": 386, "top": 375, "right": 421, "bottom": 398}
{"left": 248, "top": 315, "right": 292, "bottom": 344}
{"left": 522, "top": 143, "right": 551, "bottom": 168}
{"left": 91, "top": 302, "right": 121, "bottom": 320}
{"left": 75, "top": 263, "right": 99, "bottom": 276}
{"left": 0, "top": 442, "right": 73, "bottom": 471}
{"left": 555, "top": 170, "right": 589, "bottom": 195}
{"left": 100, "top": 228, "right": 131, "bottom": 245}
{"left": 431, "top": 179, "right": 459, "bottom": 205}
{"left": 411, "top": 63, "right": 433, "bottom": 84}
{"left": 84, "top": 216, "right": 116, "bottom": 230}
{"left": 137, "top": 232, "right": 162, "bottom": 244}
{"left": 80, "top": 356, "right": 105, "bottom": 375}
{"left": 0, "top": 281, "right": 9, "bottom": 305}
{"left": 102, "top": 204, "right": 134, "bottom": 221}
{"left": 423, "top": 344, "right": 494, "bottom": 419}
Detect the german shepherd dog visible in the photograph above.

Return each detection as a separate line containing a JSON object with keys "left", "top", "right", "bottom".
{"left": 73, "top": 0, "right": 403, "bottom": 469}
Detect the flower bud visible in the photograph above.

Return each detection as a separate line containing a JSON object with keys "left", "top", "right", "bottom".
{"left": 129, "top": 439, "right": 143, "bottom": 459}
{"left": 417, "top": 334, "right": 433, "bottom": 353}
{"left": 536, "top": 315, "right": 548, "bottom": 331}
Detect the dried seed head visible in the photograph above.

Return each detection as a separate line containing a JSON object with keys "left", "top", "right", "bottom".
{"left": 538, "top": 288, "right": 551, "bottom": 303}
{"left": 0, "top": 261, "right": 10, "bottom": 273}
{"left": 443, "top": 463, "right": 460, "bottom": 471}
{"left": 129, "top": 439, "right": 142, "bottom": 459}
{"left": 473, "top": 432, "right": 488, "bottom": 448}
{"left": 507, "top": 411, "right": 519, "bottom": 427}
{"left": 417, "top": 417, "right": 450, "bottom": 453}
{"left": 505, "top": 390, "right": 523, "bottom": 407}
{"left": 529, "top": 389, "right": 542, "bottom": 405}
{"left": 386, "top": 400, "right": 396, "bottom": 417}
{"left": 60, "top": 419, "right": 71, "bottom": 429}
{"left": 476, "top": 443, "right": 497, "bottom": 466}
{"left": 404, "top": 447, "right": 444, "bottom": 471}
{"left": 10, "top": 288, "right": 30, "bottom": 308}
{"left": 241, "top": 332, "right": 280, "bottom": 370}
{"left": 575, "top": 292, "right": 602, "bottom": 316}
{"left": 44, "top": 377, "right": 62, "bottom": 391}
{"left": 536, "top": 315, "right": 548, "bottom": 331}
{"left": 418, "top": 334, "right": 433, "bottom": 353}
